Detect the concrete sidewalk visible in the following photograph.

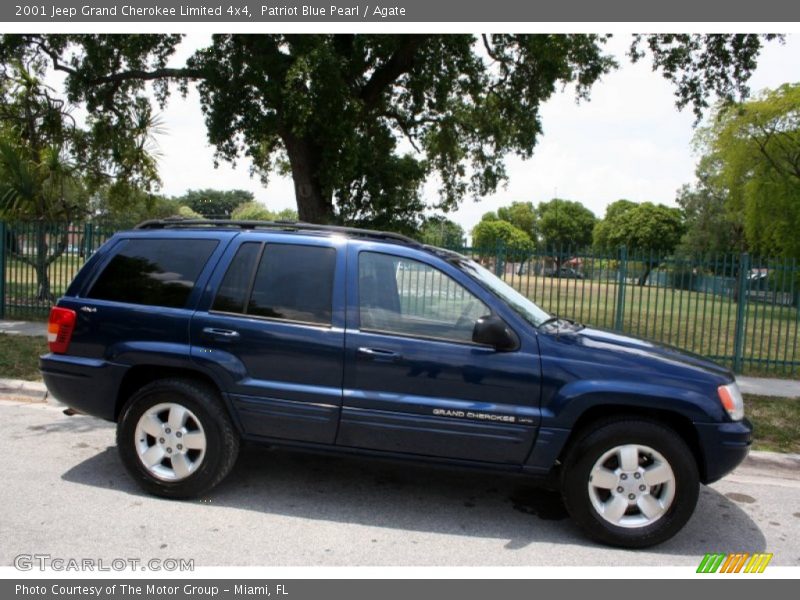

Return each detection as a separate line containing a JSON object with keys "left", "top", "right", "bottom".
{"left": 0, "top": 319, "right": 47, "bottom": 337}
{"left": 737, "top": 376, "right": 800, "bottom": 398}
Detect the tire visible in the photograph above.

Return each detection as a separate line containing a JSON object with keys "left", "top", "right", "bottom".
{"left": 117, "top": 378, "right": 240, "bottom": 499}
{"left": 560, "top": 418, "right": 699, "bottom": 548}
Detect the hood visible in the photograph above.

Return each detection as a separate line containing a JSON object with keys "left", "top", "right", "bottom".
{"left": 540, "top": 324, "right": 734, "bottom": 384}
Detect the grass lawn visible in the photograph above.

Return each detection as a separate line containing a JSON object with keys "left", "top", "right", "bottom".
{"left": 745, "top": 394, "right": 800, "bottom": 454}
{"left": 0, "top": 334, "right": 47, "bottom": 380}
{"left": 501, "top": 273, "right": 800, "bottom": 378}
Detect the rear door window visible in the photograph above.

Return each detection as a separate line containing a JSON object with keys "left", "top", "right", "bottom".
{"left": 212, "top": 242, "right": 337, "bottom": 326}
{"left": 211, "top": 243, "right": 261, "bottom": 313}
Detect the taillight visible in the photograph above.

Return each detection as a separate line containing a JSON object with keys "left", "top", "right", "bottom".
{"left": 48, "top": 307, "right": 76, "bottom": 354}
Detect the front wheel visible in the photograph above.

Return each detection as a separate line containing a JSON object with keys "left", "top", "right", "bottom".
{"left": 117, "top": 378, "right": 240, "bottom": 499}
{"left": 561, "top": 418, "right": 699, "bottom": 548}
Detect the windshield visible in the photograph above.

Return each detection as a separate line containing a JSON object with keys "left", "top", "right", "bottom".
{"left": 457, "top": 258, "right": 552, "bottom": 327}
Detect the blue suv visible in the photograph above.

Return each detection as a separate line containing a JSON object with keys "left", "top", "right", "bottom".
{"left": 40, "top": 220, "right": 751, "bottom": 548}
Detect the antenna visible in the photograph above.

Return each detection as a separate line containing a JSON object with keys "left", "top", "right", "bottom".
{"left": 553, "top": 186, "right": 561, "bottom": 332}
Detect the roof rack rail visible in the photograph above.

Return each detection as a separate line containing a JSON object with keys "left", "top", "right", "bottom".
{"left": 134, "top": 217, "right": 422, "bottom": 246}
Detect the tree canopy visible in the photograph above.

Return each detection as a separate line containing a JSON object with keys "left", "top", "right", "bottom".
{"left": 535, "top": 198, "right": 597, "bottom": 250}
{"left": 418, "top": 215, "right": 465, "bottom": 247}
{"left": 593, "top": 200, "right": 684, "bottom": 254}
{"left": 230, "top": 202, "right": 298, "bottom": 221}
{"left": 176, "top": 188, "right": 254, "bottom": 218}
{"left": 592, "top": 199, "right": 636, "bottom": 251}
{"left": 675, "top": 156, "right": 746, "bottom": 256}
{"left": 696, "top": 83, "right": 800, "bottom": 257}
{"left": 496, "top": 201, "right": 537, "bottom": 241}
{"left": 592, "top": 200, "right": 685, "bottom": 285}
{"left": 471, "top": 219, "right": 534, "bottom": 258}
{"left": 0, "top": 34, "right": 778, "bottom": 228}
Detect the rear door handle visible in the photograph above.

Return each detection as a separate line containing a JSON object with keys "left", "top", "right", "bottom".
{"left": 357, "top": 347, "right": 401, "bottom": 362}
{"left": 202, "top": 327, "right": 240, "bottom": 341}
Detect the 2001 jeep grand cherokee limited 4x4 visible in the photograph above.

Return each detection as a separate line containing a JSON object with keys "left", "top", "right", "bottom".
{"left": 40, "top": 219, "right": 751, "bottom": 548}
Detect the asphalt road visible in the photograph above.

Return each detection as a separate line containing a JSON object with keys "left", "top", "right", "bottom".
{"left": 1, "top": 399, "right": 798, "bottom": 567}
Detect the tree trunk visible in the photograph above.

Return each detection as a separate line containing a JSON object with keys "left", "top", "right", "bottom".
{"left": 638, "top": 265, "right": 653, "bottom": 287}
{"left": 282, "top": 131, "right": 333, "bottom": 224}
{"left": 34, "top": 224, "right": 52, "bottom": 302}
{"left": 24, "top": 224, "right": 68, "bottom": 303}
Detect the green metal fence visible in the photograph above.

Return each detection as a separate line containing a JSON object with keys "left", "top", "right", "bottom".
{"left": 455, "top": 245, "right": 800, "bottom": 376}
{"left": 0, "top": 221, "right": 114, "bottom": 321}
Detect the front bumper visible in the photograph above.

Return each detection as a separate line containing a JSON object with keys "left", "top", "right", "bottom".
{"left": 694, "top": 418, "right": 753, "bottom": 484}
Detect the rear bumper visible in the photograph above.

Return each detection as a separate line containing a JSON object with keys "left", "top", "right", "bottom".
{"left": 39, "top": 353, "right": 125, "bottom": 422}
{"left": 695, "top": 419, "right": 753, "bottom": 484}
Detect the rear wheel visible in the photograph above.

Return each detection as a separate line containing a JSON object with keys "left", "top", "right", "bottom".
{"left": 561, "top": 418, "right": 699, "bottom": 548}
{"left": 117, "top": 378, "right": 239, "bottom": 499}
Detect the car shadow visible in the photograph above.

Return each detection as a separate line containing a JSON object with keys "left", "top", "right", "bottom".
{"left": 22, "top": 410, "right": 115, "bottom": 436}
{"left": 61, "top": 441, "right": 766, "bottom": 556}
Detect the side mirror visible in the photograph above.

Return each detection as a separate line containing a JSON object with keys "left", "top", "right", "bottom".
{"left": 472, "top": 315, "right": 519, "bottom": 351}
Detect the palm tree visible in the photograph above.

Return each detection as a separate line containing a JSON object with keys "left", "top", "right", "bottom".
{"left": 0, "top": 61, "right": 164, "bottom": 302}
{"left": 0, "top": 64, "right": 82, "bottom": 301}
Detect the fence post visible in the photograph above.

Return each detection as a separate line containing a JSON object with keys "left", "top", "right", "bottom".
{"left": 494, "top": 241, "right": 505, "bottom": 277}
{"left": 0, "top": 221, "right": 5, "bottom": 320}
{"left": 83, "top": 222, "right": 94, "bottom": 256}
{"left": 732, "top": 252, "right": 750, "bottom": 373}
{"left": 614, "top": 245, "right": 628, "bottom": 331}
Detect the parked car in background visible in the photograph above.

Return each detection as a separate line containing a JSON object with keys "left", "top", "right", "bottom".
{"left": 544, "top": 266, "right": 585, "bottom": 279}
{"left": 41, "top": 219, "right": 750, "bottom": 548}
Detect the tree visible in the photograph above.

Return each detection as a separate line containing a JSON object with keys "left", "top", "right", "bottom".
{"left": 593, "top": 201, "right": 685, "bottom": 285}
{"left": 536, "top": 198, "right": 597, "bottom": 251}
{"left": 176, "top": 205, "right": 202, "bottom": 218}
{"left": 628, "top": 34, "right": 781, "bottom": 122}
{"left": 0, "top": 62, "right": 159, "bottom": 299}
{"left": 675, "top": 156, "right": 746, "bottom": 256}
{"left": 0, "top": 34, "right": 777, "bottom": 228}
{"left": 496, "top": 201, "right": 537, "bottom": 241}
{"left": 698, "top": 83, "right": 800, "bottom": 257}
{"left": 471, "top": 219, "right": 534, "bottom": 259}
{"left": 176, "top": 188, "right": 254, "bottom": 218}
{"left": 591, "top": 199, "right": 636, "bottom": 252}
{"left": 230, "top": 201, "right": 298, "bottom": 221}
{"left": 418, "top": 215, "right": 465, "bottom": 247}
{"left": 86, "top": 187, "right": 190, "bottom": 227}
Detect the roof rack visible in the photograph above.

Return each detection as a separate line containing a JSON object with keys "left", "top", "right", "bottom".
{"left": 134, "top": 217, "right": 422, "bottom": 247}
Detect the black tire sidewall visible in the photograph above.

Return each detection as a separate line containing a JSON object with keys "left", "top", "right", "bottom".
{"left": 117, "top": 379, "right": 237, "bottom": 499}
{"left": 562, "top": 420, "right": 700, "bottom": 548}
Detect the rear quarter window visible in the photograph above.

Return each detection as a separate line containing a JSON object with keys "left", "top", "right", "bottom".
{"left": 87, "top": 238, "right": 219, "bottom": 308}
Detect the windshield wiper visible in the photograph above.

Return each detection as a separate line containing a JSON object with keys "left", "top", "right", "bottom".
{"left": 537, "top": 316, "right": 563, "bottom": 329}
{"left": 538, "top": 316, "right": 585, "bottom": 331}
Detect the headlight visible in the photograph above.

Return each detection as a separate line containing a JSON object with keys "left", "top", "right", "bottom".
{"left": 717, "top": 383, "right": 744, "bottom": 421}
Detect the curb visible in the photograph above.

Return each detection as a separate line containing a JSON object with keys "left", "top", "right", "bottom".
{"left": 738, "top": 449, "right": 800, "bottom": 481}
{"left": 0, "top": 378, "right": 48, "bottom": 403}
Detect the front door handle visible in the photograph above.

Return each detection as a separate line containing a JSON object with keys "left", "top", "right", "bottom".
{"left": 357, "top": 347, "right": 401, "bottom": 362}
{"left": 202, "top": 327, "right": 240, "bottom": 341}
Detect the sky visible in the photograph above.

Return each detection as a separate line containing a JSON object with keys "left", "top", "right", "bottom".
{"left": 144, "top": 34, "right": 800, "bottom": 234}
